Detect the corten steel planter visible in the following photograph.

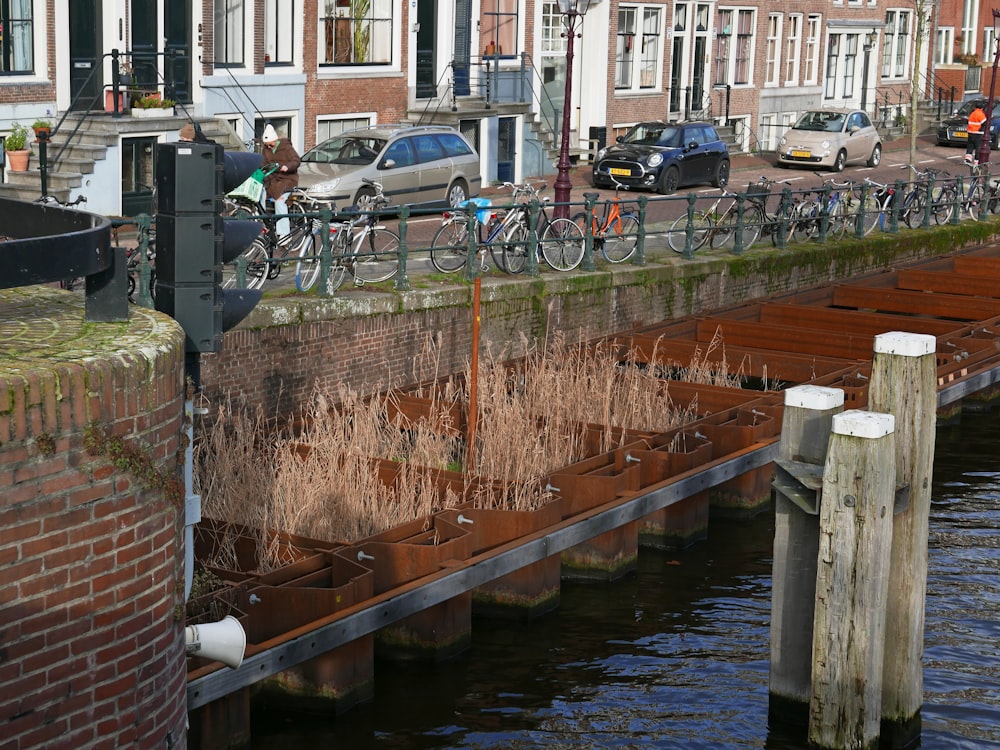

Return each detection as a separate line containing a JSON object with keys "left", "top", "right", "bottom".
{"left": 247, "top": 553, "right": 377, "bottom": 714}
{"left": 194, "top": 517, "right": 332, "bottom": 582}
{"left": 633, "top": 430, "right": 715, "bottom": 550}
{"left": 342, "top": 516, "right": 474, "bottom": 661}
{"left": 439, "top": 500, "right": 564, "bottom": 619}
{"left": 549, "top": 452, "right": 644, "bottom": 581}
{"left": 700, "top": 406, "right": 781, "bottom": 518}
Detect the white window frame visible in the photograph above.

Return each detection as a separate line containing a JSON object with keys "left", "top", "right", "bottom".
{"left": 265, "top": 0, "right": 297, "bottom": 67}
{"left": 936, "top": 27, "right": 954, "bottom": 65}
{"left": 317, "top": 0, "right": 402, "bottom": 75}
{"left": 615, "top": 4, "right": 664, "bottom": 91}
{"left": 215, "top": 0, "right": 250, "bottom": 68}
{"left": 962, "top": 0, "right": 980, "bottom": 57}
{"left": 785, "top": 14, "right": 802, "bottom": 85}
{"left": 715, "top": 7, "right": 755, "bottom": 87}
{"left": 803, "top": 14, "right": 821, "bottom": 85}
{"left": 765, "top": 14, "right": 782, "bottom": 87}
{"left": 316, "top": 113, "right": 376, "bottom": 143}
{"left": 760, "top": 112, "right": 776, "bottom": 151}
{"left": 984, "top": 26, "right": 997, "bottom": 64}
{"left": 881, "top": 9, "right": 911, "bottom": 80}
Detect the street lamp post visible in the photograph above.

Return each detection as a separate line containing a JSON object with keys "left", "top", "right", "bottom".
{"left": 860, "top": 30, "right": 877, "bottom": 116}
{"left": 976, "top": 9, "right": 1000, "bottom": 165}
{"left": 553, "top": 0, "right": 595, "bottom": 219}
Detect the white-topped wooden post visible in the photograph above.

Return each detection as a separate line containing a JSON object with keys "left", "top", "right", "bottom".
{"left": 869, "top": 332, "right": 937, "bottom": 746}
{"left": 770, "top": 385, "right": 845, "bottom": 721}
{"left": 809, "top": 410, "right": 896, "bottom": 750}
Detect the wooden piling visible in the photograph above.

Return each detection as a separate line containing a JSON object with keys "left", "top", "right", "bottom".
{"left": 769, "top": 385, "right": 844, "bottom": 723}
{"left": 809, "top": 410, "right": 896, "bottom": 750}
{"left": 869, "top": 332, "right": 937, "bottom": 747}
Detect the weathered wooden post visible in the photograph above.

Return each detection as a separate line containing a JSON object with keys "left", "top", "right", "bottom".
{"left": 770, "top": 385, "right": 845, "bottom": 722}
{"left": 869, "top": 332, "right": 937, "bottom": 747}
{"left": 809, "top": 410, "right": 896, "bottom": 750}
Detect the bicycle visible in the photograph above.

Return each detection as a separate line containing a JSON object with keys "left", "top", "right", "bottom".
{"left": 855, "top": 177, "right": 896, "bottom": 236}
{"left": 791, "top": 176, "right": 852, "bottom": 243}
{"left": 294, "top": 178, "right": 400, "bottom": 292}
{"left": 898, "top": 165, "right": 951, "bottom": 229}
{"left": 571, "top": 173, "right": 640, "bottom": 263}
{"left": 429, "top": 193, "right": 530, "bottom": 274}
{"left": 666, "top": 188, "right": 760, "bottom": 253}
{"left": 488, "top": 182, "right": 585, "bottom": 273}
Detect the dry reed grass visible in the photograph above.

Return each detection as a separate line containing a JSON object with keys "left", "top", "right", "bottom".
{"left": 197, "top": 327, "right": 759, "bottom": 566}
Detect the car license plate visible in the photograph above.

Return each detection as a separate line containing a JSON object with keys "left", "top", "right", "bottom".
{"left": 609, "top": 167, "right": 631, "bottom": 176}
{"left": 791, "top": 150, "right": 811, "bottom": 158}
{"left": 955, "top": 131, "right": 968, "bottom": 139}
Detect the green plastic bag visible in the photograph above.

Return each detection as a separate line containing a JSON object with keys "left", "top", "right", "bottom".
{"left": 227, "top": 168, "right": 265, "bottom": 203}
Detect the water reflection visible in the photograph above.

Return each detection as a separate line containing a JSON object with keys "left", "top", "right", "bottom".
{"left": 252, "top": 410, "right": 1000, "bottom": 749}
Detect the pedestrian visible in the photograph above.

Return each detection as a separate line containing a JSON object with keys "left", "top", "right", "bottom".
{"left": 965, "top": 102, "right": 987, "bottom": 164}
{"left": 260, "top": 124, "right": 300, "bottom": 241}
{"left": 178, "top": 122, "right": 214, "bottom": 144}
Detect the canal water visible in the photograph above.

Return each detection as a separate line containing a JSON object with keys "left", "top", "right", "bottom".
{"left": 251, "top": 408, "right": 1000, "bottom": 749}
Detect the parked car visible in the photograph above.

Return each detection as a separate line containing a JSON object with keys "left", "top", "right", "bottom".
{"left": 298, "top": 124, "right": 482, "bottom": 209}
{"left": 936, "top": 98, "right": 1000, "bottom": 149}
{"left": 591, "top": 121, "right": 731, "bottom": 194}
{"left": 776, "top": 108, "right": 882, "bottom": 172}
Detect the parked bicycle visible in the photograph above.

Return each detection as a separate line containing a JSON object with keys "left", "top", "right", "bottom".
{"left": 898, "top": 165, "right": 951, "bottom": 229}
{"left": 665, "top": 188, "right": 756, "bottom": 253}
{"left": 294, "top": 178, "right": 400, "bottom": 292}
{"left": 791, "top": 176, "right": 852, "bottom": 243}
{"left": 572, "top": 173, "right": 640, "bottom": 263}
{"left": 855, "top": 177, "right": 896, "bottom": 236}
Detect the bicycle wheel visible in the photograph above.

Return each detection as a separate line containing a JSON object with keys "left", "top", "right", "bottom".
{"left": 826, "top": 201, "right": 848, "bottom": 241}
{"left": 352, "top": 227, "right": 400, "bottom": 284}
{"left": 903, "top": 190, "right": 927, "bottom": 229}
{"left": 294, "top": 233, "right": 320, "bottom": 292}
{"left": 500, "top": 220, "right": 530, "bottom": 274}
{"left": 430, "top": 221, "right": 470, "bottom": 273}
{"left": 603, "top": 215, "right": 640, "bottom": 262}
{"left": 572, "top": 211, "right": 604, "bottom": 254}
{"left": 859, "top": 192, "right": 883, "bottom": 236}
{"left": 667, "top": 211, "right": 712, "bottom": 254}
{"left": 966, "top": 183, "right": 988, "bottom": 221}
{"left": 932, "top": 187, "right": 956, "bottom": 225}
{"left": 711, "top": 205, "right": 761, "bottom": 250}
{"left": 223, "top": 237, "right": 270, "bottom": 291}
{"left": 790, "top": 202, "right": 819, "bottom": 243}
{"left": 540, "top": 217, "right": 585, "bottom": 271}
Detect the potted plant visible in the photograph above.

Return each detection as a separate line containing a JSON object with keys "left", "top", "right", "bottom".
{"left": 131, "top": 92, "right": 176, "bottom": 118}
{"left": 31, "top": 118, "right": 52, "bottom": 141}
{"left": 4, "top": 122, "right": 30, "bottom": 171}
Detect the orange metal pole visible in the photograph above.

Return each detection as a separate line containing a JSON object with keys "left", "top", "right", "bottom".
{"left": 466, "top": 275, "right": 481, "bottom": 474}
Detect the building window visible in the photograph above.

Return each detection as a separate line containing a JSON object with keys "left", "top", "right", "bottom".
{"left": 881, "top": 10, "right": 910, "bottom": 80}
{"left": 0, "top": 0, "right": 34, "bottom": 74}
{"left": 715, "top": 8, "right": 753, "bottom": 86}
{"left": 765, "top": 14, "right": 782, "bottom": 86}
{"left": 320, "top": 0, "right": 394, "bottom": 65}
{"left": 481, "top": 0, "right": 518, "bottom": 58}
{"left": 824, "top": 34, "right": 839, "bottom": 99}
{"left": 935, "top": 27, "right": 953, "bottom": 65}
{"left": 541, "top": 2, "right": 567, "bottom": 86}
{"left": 265, "top": 0, "right": 295, "bottom": 65}
{"left": 841, "top": 34, "right": 857, "bottom": 97}
{"left": 983, "top": 26, "right": 996, "bottom": 63}
{"left": 616, "top": 5, "right": 662, "bottom": 90}
{"left": 760, "top": 113, "right": 776, "bottom": 151}
{"left": 804, "top": 14, "right": 821, "bottom": 85}
{"left": 785, "top": 14, "right": 801, "bottom": 85}
{"left": 215, "top": 0, "right": 245, "bottom": 67}
{"left": 317, "top": 114, "right": 373, "bottom": 142}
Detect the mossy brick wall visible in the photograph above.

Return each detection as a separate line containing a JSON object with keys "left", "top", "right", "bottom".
{"left": 0, "top": 290, "right": 188, "bottom": 750}
{"left": 198, "top": 229, "right": 985, "bottom": 417}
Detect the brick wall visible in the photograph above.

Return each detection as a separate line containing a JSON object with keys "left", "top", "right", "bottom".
{"left": 0, "top": 291, "right": 188, "bottom": 750}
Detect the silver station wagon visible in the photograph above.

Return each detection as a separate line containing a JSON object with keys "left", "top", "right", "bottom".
{"left": 298, "top": 124, "right": 483, "bottom": 209}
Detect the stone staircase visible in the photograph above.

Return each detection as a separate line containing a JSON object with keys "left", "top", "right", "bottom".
{"left": 0, "top": 112, "right": 245, "bottom": 204}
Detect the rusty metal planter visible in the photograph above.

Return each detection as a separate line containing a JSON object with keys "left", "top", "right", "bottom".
{"left": 194, "top": 517, "right": 331, "bottom": 583}
{"left": 343, "top": 516, "right": 474, "bottom": 661}
{"left": 700, "top": 407, "right": 781, "bottom": 518}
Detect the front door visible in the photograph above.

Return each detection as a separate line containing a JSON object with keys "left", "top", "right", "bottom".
{"left": 165, "top": 0, "right": 193, "bottom": 103}
{"left": 68, "top": 0, "right": 102, "bottom": 111}
{"left": 131, "top": 0, "right": 158, "bottom": 94}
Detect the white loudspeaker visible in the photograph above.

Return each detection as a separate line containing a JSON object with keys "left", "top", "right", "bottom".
{"left": 185, "top": 615, "right": 247, "bottom": 669}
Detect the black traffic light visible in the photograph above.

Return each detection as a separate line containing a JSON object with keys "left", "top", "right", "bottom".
{"left": 154, "top": 142, "right": 264, "bottom": 354}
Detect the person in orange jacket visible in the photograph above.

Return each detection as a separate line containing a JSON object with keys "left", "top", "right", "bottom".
{"left": 966, "top": 103, "right": 988, "bottom": 163}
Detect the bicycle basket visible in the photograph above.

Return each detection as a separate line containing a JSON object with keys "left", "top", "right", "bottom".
{"left": 746, "top": 182, "right": 771, "bottom": 201}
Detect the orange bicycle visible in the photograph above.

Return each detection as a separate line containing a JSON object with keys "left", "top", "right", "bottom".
{"left": 571, "top": 174, "right": 639, "bottom": 263}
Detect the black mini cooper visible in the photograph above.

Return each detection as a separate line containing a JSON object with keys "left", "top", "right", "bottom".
{"left": 592, "top": 121, "right": 731, "bottom": 194}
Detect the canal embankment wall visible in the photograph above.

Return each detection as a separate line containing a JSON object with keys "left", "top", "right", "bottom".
{"left": 199, "top": 224, "right": 997, "bottom": 416}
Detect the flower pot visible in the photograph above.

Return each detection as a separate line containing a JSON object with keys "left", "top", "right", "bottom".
{"left": 32, "top": 127, "right": 51, "bottom": 142}
{"left": 132, "top": 106, "right": 174, "bottom": 119}
{"left": 104, "top": 90, "right": 127, "bottom": 113}
{"left": 6, "top": 149, "right": 29, "bottom": 172}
